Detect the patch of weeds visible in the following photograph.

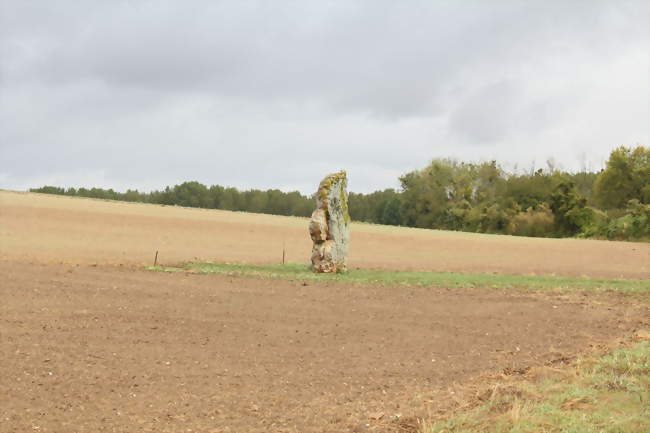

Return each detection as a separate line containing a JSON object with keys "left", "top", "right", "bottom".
{"left": 423, "top": 341, "right": 650, "bottom": 433}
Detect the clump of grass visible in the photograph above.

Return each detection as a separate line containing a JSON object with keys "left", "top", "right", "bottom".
{"left": 422, "top": 340, "right": 650, "bottom": 433}
{"left": 146, "top": 262, "right": 650, "bottom": 294}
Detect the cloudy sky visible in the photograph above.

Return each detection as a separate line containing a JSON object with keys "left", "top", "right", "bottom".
{"left": 1, "top": 0, "right": 648, "bottom": 194}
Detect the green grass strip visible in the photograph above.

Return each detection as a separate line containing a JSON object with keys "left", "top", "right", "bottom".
{"left": 146, "top": 262, "right": 650, "bottom": 293}
{"left": 422, "top": 340, "right": 650, "bottom": 433}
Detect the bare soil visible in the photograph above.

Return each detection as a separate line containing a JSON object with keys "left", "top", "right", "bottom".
{"left": 2, "top": 262, "right": 647, "bottom": 433}
{"left": 1, "top": 191, "right": 648, "bottom": 432}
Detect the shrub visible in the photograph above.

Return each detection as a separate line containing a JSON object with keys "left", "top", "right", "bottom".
{"left": 603, "top": 200, "right": 650, "bottom": 240}
{"left": 577, "top": 207, "right": 608, "bottom": 238}
{"left": 507, "top": 205, "right": 555, "bottom": 237}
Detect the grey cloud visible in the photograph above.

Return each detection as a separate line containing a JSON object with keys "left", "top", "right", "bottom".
{"left": 448, "top": 80, "right": 520, "bottom": 144}
{"left": 0, "top": 0, "right": 648, "bottom": 193}
{"left": 12, "top": 1, "right": 628, "bottom": 114}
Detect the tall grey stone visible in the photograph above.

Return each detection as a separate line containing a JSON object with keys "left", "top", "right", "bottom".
{"left": 309, "top": 171, "right": 350, "bottom": 273}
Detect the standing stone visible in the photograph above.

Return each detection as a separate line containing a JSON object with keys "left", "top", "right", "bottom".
{"left": 309, "top": 171, "right": 350, "bottom": 273}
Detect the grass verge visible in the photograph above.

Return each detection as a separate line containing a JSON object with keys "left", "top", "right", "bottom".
{"left": 146, "top": 262, "right": 650, "bottom": 293}
{"left": 422, "top": 336, "right": 650, "bottom": 433}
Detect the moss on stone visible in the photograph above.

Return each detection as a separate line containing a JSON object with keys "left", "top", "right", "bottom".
{"left": 320, "top": 171, "right": 349, "bottom": 223}
{"left": 339, "top": 178, "right": 350, "bottom": 224}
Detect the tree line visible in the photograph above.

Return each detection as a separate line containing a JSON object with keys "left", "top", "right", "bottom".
{"left": 31, "top": 145, "right": 649, "bottom": 240}
{"left": 31, "top": 183, "right": 315, "bottom": 217}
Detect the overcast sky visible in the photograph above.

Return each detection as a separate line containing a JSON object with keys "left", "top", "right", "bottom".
{"left": 1, "top": 1, "right": 648, "bottom": 194}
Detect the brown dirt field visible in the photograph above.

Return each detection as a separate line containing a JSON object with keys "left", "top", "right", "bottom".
{"left": 2, "top": 261, "right": 647, "bottom": 433}
{"left": 1, "top": 190, "right": 649, "bottom": 278}
{"left": 1, "top": 191, "right": 649, "bottom": 432}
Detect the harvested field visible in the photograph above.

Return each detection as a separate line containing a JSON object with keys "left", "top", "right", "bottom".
{"left": 1, "top": 190, "right": 649, "bottom": 432}
{"left": 1, "top": 190, "right": 649, "bottom": 279}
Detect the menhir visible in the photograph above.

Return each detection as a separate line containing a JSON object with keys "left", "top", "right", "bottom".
{"left": 309, "top": 171, "right": 350, "bottom": 273}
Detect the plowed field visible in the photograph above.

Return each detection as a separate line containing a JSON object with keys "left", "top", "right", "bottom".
{"left": 1, "top": 190, "right": 648, "bottom": 432}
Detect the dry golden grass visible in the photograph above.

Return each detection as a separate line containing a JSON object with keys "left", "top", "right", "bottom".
{"left": 1, "top": 189, "right": 648, "bottom": 279}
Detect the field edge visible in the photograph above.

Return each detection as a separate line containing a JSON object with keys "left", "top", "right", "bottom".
{"left": 145, "top": 262, "right": 650, "bottom": 294}
{"left": 418, "top": 333, "right": 650, "bottom": 433}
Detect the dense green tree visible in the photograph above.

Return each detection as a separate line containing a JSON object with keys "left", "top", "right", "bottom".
{"left": 32, "top": 186, "right": 65, "bottom": 195}
{"left": 123, "top": 189, "right": 142, "bottom": 202}
{"left": 171, "top": 181, "right": 212, "bottom": 208}
{"left": 503, "top": 169, "right": 559, "bottom": 211}
{"left": 378, "top": 197, "right": 401, "bottom": 225}
{"left": 549, "top": 181, "right": 593, "bottom": 236}
{"left": 594, "top": 146, "right": 650, "bottom": 208}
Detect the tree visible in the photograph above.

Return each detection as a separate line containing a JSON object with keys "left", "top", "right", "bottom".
{"left": 594, "top": 146, "right": 650, "bottom": 208}
{"left": 549, "top": 181, "right": 593, "bottom": 236}
{"left": 379, "top": 197, "right": 402, "bottom": 225}
{"left": 30, "top": 186, "right": 65, "bottom": 195}
{"left": 172, "top": 181, "right": 212, "bottom": 208}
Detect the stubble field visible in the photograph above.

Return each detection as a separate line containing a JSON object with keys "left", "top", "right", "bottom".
{"left": 1, "top": 190, "right": 649, "bottom": 432}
